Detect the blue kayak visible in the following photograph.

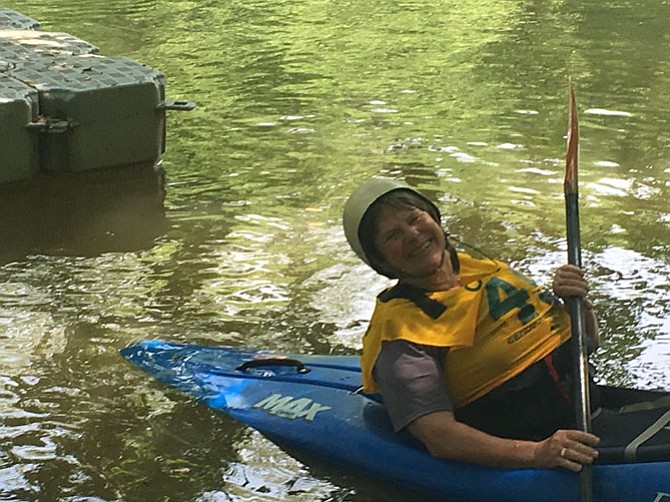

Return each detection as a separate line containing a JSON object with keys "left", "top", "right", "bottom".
{"left": 121, "top": 340, "right": 670, "bottom": 502}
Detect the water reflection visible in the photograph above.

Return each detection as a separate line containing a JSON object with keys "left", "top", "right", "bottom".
{"left": 0, "top": 163, "right": 168, "bottom": 265}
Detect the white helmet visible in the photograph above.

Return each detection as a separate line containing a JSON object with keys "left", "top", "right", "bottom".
{"left": 342, "top": 177, "right": 441, "bottom": 270}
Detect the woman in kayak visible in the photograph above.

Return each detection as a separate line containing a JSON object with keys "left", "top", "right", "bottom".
{"left": 343, "top": 177, "right": 601, "bottom": 472}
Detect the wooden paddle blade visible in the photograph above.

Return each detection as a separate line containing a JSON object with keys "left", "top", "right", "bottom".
{"left": 565, "top": 78, "right": 579, "bottom": 194}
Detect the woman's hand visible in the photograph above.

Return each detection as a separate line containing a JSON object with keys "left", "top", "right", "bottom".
{"left": 552, "top": 264, "right": 590, "bottom": 302}
{"left": 552, "top": 264, "right": 600, "bottom": 348}
{"left": 533, "top": 429, "right": 600, "bottom": 472}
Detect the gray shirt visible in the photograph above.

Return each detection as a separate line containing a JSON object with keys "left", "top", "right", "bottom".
{"left": 373, "top": 339, "right": 453, "bottom": 432}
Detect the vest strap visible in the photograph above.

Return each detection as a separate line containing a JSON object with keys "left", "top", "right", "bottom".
{"left": 378, "top": 283, "right": 447, "bottom": 319}
{"left": 543, "top": 354, "right": 573, "bottom": 404}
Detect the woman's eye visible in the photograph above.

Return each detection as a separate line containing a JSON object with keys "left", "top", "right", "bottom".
{"left": 410, "top": 212, "right": 423, "bottom": 224}
{"left": 384, "top": 231, "right": 399, "bottom": 243}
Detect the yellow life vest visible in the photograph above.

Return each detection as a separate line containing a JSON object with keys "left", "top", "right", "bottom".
{"left": 360, "top": 253, "right": 572, "bottom": 408}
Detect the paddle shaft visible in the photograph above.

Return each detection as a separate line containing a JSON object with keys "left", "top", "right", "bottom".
{"left": 564, "top": 79, "right": 593, "bottom": 502}
{"left": 565, "top": 193, "right": 593, "bottom": 501}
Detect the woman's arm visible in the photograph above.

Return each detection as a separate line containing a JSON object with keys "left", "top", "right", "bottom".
{"left": 583, "top": 300, "right": 600, "bottom": 349}
{"left": 408, "top": 411, "right": 599, "bottom": 471}
{"left": 375, "top": 340, "right": 600, "bottom": 471}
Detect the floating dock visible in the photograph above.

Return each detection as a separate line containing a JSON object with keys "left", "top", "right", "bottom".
{"left": 0, "top": 9, "right": 193, "bottom": 184}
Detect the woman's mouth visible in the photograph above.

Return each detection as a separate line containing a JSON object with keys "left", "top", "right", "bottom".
{"left": 408, "top": 238, "right": 433, "bottom": 258}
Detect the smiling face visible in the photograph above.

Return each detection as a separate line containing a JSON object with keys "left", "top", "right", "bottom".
{"left": 373, "top": 205, "right": 447, "bottom": 280}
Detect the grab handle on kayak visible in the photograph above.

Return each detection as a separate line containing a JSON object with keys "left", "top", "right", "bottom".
{"left": 236, "top": 358, "right": 310, "bottom": 374}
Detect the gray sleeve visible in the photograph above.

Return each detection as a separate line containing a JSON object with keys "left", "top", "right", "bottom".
{"left": 373, "top": 339, "right": 453, "bottom": 432}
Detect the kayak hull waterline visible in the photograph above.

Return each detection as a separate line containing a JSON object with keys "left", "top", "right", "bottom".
{"left": 121, "top": 340, "right": 670, "bottom": 502}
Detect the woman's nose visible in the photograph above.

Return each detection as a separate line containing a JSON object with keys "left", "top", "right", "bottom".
{"left": 403, "top": 222, "right": 421, "bottom": 240}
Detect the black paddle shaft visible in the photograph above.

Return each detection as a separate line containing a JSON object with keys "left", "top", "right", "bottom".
{"left": 565, "top": 191, "right": 594, "bottom": 502}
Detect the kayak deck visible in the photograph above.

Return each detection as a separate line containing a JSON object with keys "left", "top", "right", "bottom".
{"left": 121, "top": 340, "right": 670, "bottom": 502}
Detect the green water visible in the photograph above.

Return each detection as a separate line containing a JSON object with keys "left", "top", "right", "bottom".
{"left": 1, "top": 0, "right": 668, "bottom": 499}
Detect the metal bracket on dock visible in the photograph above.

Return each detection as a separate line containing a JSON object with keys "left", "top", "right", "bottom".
{"left": 159, "top": 98, "right": 196, "bottom": 111}
{"left": 26, "top": 116, "right": 80, "bottom": 134}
